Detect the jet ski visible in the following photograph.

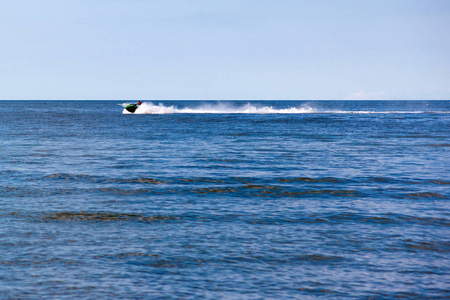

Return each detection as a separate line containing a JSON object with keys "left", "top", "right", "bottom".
{"left": 125, "top": 104, "right": 138, "bottom": 113}
{"left": 125, "top": 101, "right": 142, "bottom": 113}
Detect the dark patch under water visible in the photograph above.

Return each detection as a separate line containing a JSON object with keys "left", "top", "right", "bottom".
{"left": 0, "top": 100, "right": 449, "bottom": 298}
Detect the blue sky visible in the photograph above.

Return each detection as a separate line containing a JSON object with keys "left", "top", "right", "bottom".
{"left": 1, "top": 0, "right": 449, "bottom": 100}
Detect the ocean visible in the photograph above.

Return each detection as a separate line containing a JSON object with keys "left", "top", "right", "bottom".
{"left": 1, "top": 100, "right": 449, "bottom": 298}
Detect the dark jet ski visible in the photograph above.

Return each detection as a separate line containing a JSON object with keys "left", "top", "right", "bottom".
{"left": 125, "top": 101, "right": 142, "bottom": 113}
{"left": 125, "top": 104, "right": 138, "bottom": 113}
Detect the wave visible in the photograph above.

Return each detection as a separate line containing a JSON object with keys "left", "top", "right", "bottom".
{"left": 40, "top": 211, "right": 180, "bottom": 222}
{"left": 121, "top": 102, "right": 450, "bottom": 114}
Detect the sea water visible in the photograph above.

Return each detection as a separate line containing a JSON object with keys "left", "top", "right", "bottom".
{"left": 0, "top": 100, "right": 449, "bottom": 298}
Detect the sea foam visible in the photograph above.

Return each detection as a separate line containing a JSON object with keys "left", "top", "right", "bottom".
{"left": 122, "top": 102, "right": 316, "bottom": 114}
{"left": 121, "top": 102, "right": 450, "bottom": 114}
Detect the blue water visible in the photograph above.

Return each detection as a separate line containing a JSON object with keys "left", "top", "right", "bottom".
{"left": 1, "top": 100, "right": 449, "bottom": 298}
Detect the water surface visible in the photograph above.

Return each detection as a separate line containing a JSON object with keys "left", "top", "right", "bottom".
{"left": 1, "top": 100, "right": 449, "bottom": 298}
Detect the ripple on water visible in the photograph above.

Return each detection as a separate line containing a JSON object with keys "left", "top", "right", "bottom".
{"left": 405, "top": 192, "right": 447, "bottom": 199}
{"left": 33, "top": 210, "right": 445, "bottom": 227}
{"left": 39, "top": 212, "right": 180, "bottom": 223}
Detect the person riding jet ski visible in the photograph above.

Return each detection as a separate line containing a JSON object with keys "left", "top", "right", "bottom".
{"left": 125, "top": 101, "right": 142, "bottom": 113}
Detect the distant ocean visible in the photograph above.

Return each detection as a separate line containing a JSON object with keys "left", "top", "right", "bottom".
{"left": 1, "top": 100, "right": 449, "bottom": 298}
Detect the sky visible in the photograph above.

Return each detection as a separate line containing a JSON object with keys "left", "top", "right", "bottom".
{"left": 0, "top": 0, "right": 449, "bottom": 100}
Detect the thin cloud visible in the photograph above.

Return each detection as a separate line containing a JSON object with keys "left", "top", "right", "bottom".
{"left": 345, "top": 91, "right": 387, "bottom": 100}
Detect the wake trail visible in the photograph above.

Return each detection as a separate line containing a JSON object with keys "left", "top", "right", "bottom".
{"left": 121, "top": 102, "right": 449, "bottom": 114}
{"left": 122, "top": 102, "right": 316, "bottom": 114}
